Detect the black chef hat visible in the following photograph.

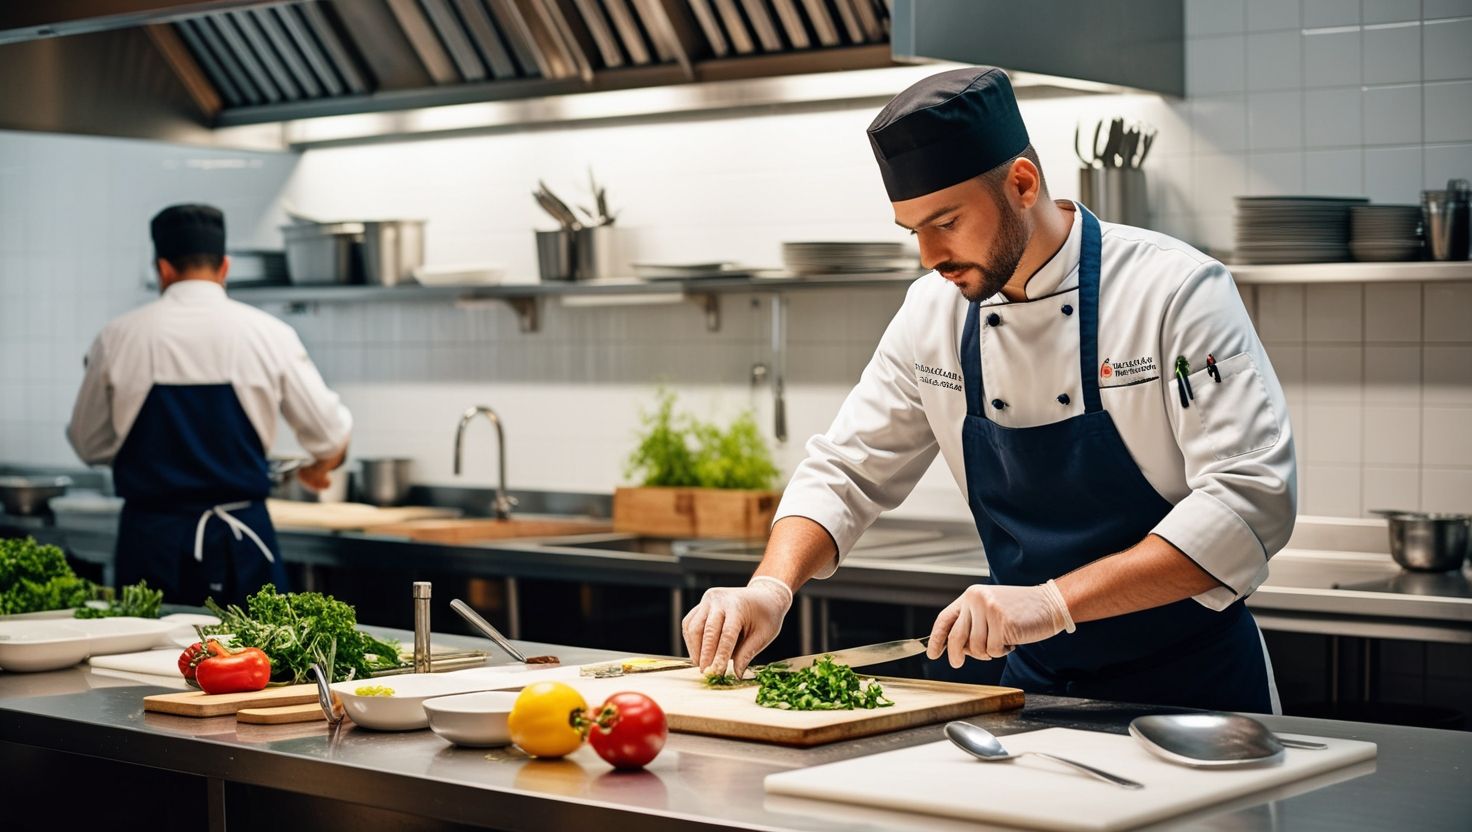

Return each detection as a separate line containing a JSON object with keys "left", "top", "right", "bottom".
{"left": 867, "top": 67, "right": 1031, "bottom": 202}
{"left": 151, "top": 204, "right": 226, "bottom": 261}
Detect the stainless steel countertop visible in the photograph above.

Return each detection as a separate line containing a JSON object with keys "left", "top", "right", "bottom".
{"left": 1, "top": 628, "right": 1469, "bottom": 832}
{"left": 21, "top": 501, "right": 1472, "bottom": 640}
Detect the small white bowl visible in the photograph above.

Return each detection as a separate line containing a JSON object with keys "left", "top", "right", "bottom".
{"left": 0, "top": 623, "right": 91, "bottom": 672}
{"left": 330, "top": 673, "right": 483, "bottom": 731}
{"left": 423, "top": 691, "right": 519, "bottom": 747}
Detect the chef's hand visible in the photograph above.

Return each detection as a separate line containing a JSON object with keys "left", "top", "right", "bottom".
{"left": 926, "top": 581, "right": 1076, "bottom": 668}
{"left": 683, "top": 576, "right": 793, "bottom": 678}
{"left": 298, "top": 447, "right": 347, "bottom": 491}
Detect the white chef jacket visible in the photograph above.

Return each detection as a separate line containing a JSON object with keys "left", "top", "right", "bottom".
{"left": 66, "top": 280, "right": 351, "bottom": 466}
{"left": 776, "top": 205, "right": 1297, "bottom": 610}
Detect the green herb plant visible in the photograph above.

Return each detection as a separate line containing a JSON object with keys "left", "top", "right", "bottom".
{"left": 626, "top": 390, "right": 780, "bottom": 491}
{"left": 0, "top": 537, "right": 93, "bottom": 615}
{"left": 752, "top": 656, "right": 894, "bottom": 711}
{"left": 203, "top": 586, "right": 401, "bottom": 684}
{"left": 75, "top": 580, "right": 163, "bottom": 619}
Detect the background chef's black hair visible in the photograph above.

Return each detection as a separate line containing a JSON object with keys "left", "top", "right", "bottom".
{"left": 161, "top": 253, "right": 225, "bottom": 272}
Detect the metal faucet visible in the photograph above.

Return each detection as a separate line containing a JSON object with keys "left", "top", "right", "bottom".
{"left": 453, "top": 405, "right": 517, "bottom": 520}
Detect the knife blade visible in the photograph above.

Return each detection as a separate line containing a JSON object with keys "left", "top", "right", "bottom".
{"left": 770, "top": 636, "right": 931, "bottom": 672}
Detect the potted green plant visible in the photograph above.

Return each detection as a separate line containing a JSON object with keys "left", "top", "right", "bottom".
{"left": 617, "top": 391, "right": 782, "bottom": 539}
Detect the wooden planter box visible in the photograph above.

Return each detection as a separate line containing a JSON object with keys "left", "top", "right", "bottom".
{"left": 613, "top": 486, "right": 780, "bottom": 539}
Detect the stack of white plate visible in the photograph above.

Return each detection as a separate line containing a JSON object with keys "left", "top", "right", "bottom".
{"left": 1349, "top": 205, "right": 1422, "bottom": 262}
{"left": 782, "top": 242, "right": 911, "bottom": 275}
{"left": 1233, "top": 196, "right": 1368, "bottom": 264}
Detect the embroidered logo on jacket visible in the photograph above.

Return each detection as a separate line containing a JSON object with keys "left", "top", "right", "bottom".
{"left": 1099, "top": 355, "right": 1158, "bottom": 384}
{"left": 914, "top": 362, "right": 963, "bottom": 392}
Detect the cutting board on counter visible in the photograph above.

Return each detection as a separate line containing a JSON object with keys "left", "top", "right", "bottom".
{"left": 266, "top": 499, "right": 459, "bottom": 532}
{"left": 765, "top": 727, "right": 1378, "bottom": 831}
{"left": 144, "top": 684, "right": 319, "bottom": 717}
{"left": 570, "top": 668, "right": 1022, "bottom": 747}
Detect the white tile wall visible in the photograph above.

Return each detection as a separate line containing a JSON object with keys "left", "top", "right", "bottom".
{"left": 4, "top": 0, "right": 1472, "bottom": 519}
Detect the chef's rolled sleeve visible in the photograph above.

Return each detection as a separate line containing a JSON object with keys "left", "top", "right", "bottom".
{"left": 1154, "top": 261, "right": 1297, "bottom": 610}
{"left": 277, "top": 329, "right": 352, "bottom": 460}
{"left": 774, "top": 285, "right": 939, "bottom": 578}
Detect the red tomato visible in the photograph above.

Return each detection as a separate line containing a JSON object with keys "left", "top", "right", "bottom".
{"left": 586, "top": 692, "right": 667, "bottom": 769}
{"left": 177, "top": 640, "right": 226, "bottom": 682}
{"left": 195, "top": 647, "right": 271, "bottom": 695}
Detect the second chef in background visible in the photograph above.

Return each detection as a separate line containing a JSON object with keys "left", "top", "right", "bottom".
{"left": 66, "top": 204, "right": 352, "bottom": 607}
{"left": 684, "top": 68, "right": 1297, "bottom": 714}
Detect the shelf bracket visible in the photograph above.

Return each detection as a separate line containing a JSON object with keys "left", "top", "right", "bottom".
{"left": 688, "top": 291, "right": 720, "bottom": 332}
{"left": 504, "top": 296, "right": 540, "bottom": 333}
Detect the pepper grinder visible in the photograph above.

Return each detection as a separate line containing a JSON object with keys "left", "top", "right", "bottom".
{"left": 413, "top": 581, "right": 432, "bottom": 674}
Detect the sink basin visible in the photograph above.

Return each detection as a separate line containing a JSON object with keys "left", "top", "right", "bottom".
{"left": 369, "top": 517, "right": 612, "bottom": 544}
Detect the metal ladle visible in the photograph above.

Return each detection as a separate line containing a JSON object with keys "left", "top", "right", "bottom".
{"left": 1130, "top": 713, "right": 1326, "bottom": 768}
{"left": 945, "top": 721, "right": 1144, "bottom": 789}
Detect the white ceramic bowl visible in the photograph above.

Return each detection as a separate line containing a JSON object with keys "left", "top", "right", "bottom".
{"left": 70, "top": 617, "right": 178, "bottom": 655}
{"left": 330, "top": 673, "right": 484, "bottom": 731}
{"left": 0, "top": 623, "right": 91, "bottom": 672}
{"left": 423, "top": 691, "right": 519, "bottom": 747}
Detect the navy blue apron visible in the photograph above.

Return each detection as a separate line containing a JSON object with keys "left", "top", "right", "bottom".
{"left": 113, "top": 384, "right": 286, "bottom": 607}
{"left": 948, "top": 206, "right": 1273, "bottom": 713}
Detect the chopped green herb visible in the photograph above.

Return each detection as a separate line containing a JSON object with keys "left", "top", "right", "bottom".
{"left": 753, "top": 656, "right": 894, "bottom": 711}
{"left": 703, "top": 672, "right": 756, "bottom": 689}
{"left": 354, "top": 685, "right": 395, "bottom": 697}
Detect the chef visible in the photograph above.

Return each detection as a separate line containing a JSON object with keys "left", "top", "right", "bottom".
{"left": 66, "top": 204, "right": 352, "bottom": 607}
{"left": 683, "top": 68, "right": 1296, "bottom": 713}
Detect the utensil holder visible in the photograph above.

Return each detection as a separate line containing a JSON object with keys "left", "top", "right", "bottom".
{"left": 1079, "top": 167, "right": 1149, "bottom": 228}
{"left": 573, "top": 225, "right": 627, "bottom": 282}
{"left": 536, "top": 230, "right": 576, "bottom": 282}
{"left": 1423, "top": 180, "right": 1470, "bottom": 261}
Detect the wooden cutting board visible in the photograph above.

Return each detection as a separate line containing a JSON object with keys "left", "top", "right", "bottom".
{"left": 143, "top": 684, "right": 319, "bottom": 717}
{"left": 237, "top": 703, "right": 325, "bottom": 725}
{"left": 266, "top": 500, "right": 459, "bottom": 532}
{"left": 765, "top": 727, "right": 1378, "bottom": 831}
{"left": 569, "top": 668, "right": 1022, "bottom": 747}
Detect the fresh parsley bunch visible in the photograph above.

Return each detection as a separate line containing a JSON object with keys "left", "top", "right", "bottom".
{"left": 753, "top": 656, "right": 894, "bottom": 711}
{"left": 204, "top": 586, "right": 401, "bottom": 684}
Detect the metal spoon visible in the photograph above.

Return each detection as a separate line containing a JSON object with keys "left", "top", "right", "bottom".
{"left": 1129, "top": 714, "right": 1326, "bottom": 769}
{"left": 944, "top": 721, "right": 1144, "bottom": 789}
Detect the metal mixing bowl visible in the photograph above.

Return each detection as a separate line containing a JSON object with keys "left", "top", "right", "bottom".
{"left": 0, "top": 476, "right": 73, "bottom": 516}
{"left": 1381, "top": 512, "right": 1471, "bottom": 572}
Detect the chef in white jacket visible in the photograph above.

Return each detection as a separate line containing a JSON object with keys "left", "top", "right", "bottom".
{"left": 683, "top": 68, "right": 1296, "bottom": 713}
{"left": 67, "top": 204, "right": 352, "bottom": 607}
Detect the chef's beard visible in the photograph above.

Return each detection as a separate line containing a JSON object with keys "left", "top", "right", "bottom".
{"left": 936, "top": 199, "right": 1031, "bottom": 303}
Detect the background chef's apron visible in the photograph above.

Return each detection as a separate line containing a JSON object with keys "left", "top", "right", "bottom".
{"left": 945, "top": 206, "right": 1274, "bottom": 713}
{"left": 112, "top": 384, "right": 285, "bottom": 607}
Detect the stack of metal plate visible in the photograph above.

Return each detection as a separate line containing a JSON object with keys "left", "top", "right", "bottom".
{"left": 1349, "top": 205, "right": 1423, "bottom": 262}
{"left": 1232, "top": 196, "right": 1369, "bottom": 264}
{"left": 781, "top": 241, "right": 911, "bottom": 275}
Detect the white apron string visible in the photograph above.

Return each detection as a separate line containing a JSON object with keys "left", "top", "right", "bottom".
{"left": 193, "top": 501, "right": 275, "bottom": 564}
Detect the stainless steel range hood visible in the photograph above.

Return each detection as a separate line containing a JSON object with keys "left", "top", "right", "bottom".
{"left": 0, "top": 1, "right": 1180, "bottom": 148}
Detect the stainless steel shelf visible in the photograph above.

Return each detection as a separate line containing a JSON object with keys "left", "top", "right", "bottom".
{"left": 228, "top": 272, "right": 924, "bottom": 304}
{"left": 1231, "top": 260, "right": 1472, "bottom": 284}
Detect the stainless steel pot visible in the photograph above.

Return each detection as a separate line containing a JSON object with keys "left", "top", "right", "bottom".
{"left": 0, "top": 476, "right": 72, "bottom": 516}
{"left": 362, "top": 220, "right": 425, "bottom": 286}
{"left": 281, "top": 222, "right": 364, "bottom": 285}
{"left": 1380, "top": 512, "right": 1471, "bottom": 572}
{"left": 358, "top": 458, "right": 413, "bottom": 506}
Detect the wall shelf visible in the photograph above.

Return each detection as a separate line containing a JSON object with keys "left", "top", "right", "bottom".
{"left": 1230, "top": 260, "right": 1472, "bottom": 284}
{"left": 228, "top": 272, "right": 925, "bottom": 333}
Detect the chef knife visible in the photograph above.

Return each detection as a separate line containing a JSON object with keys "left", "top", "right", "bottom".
{"left": 769, "top": 636, "right": 931, "bottom": 672}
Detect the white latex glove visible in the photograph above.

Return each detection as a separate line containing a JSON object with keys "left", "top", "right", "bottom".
{"left": 682, "top": 576, "right": 793, "bottom": 678}
{"left": 926, "top": 580, "right": 1076, "bottom": 668}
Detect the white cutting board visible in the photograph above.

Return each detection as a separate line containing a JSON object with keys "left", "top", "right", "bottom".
{"left": 765, "top": 727, "right": 1377, "bottom": 832}
{"left": 88, "top": 648, "right": 181, "bottom": 677}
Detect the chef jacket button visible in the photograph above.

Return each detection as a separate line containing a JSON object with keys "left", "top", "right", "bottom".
{"left": 986, "top": 312, "right": 1002, "bottom": 327}
{"left": 1057, "top": 394, "right": 1071, "bottom": 405}
{"left": 1061, "top": 304, "right": 1074, "bottom": 316}
{"left": 991, "top": 398, "right": 1007, "bottom": 410}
